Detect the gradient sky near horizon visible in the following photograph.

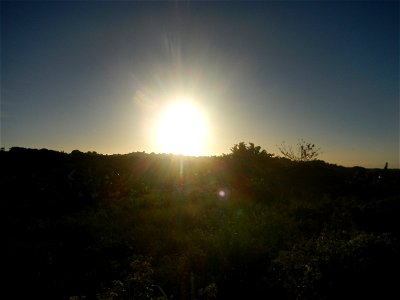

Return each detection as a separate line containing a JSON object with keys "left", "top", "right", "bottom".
{"left": 1, "top": 1, "right": 399, "bottom": 168}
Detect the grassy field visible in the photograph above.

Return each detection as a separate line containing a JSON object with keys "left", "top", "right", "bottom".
{"left": 2, "top": 146, "right": 399, "bottom": 299}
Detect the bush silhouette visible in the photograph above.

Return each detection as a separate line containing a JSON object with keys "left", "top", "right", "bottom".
{"left": 278, "top": 139, "right": 321, "bottom": 161}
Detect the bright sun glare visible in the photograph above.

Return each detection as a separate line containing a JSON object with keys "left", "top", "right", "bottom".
{"left": 157, "top": 101, "right": 206, "bottom": 156}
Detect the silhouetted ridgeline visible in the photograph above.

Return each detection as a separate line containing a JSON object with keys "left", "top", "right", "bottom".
{"left": 2, "top": 146, "right": 399, "bottom": 299}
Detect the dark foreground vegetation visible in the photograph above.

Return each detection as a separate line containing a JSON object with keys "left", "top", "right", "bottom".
{"left": 2, "top": 145, "right": 400, "bottom": 299}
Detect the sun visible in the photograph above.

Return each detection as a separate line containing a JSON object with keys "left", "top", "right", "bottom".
{"left": 157, "top": 101, "right": 206, "bottom": 156}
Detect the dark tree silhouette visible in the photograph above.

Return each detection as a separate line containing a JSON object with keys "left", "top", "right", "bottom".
{"left": 229, "top": 142, "right": 274, "bottom": 159}
{"left": 278, "top": 139, "right": 321, "bottom": 162}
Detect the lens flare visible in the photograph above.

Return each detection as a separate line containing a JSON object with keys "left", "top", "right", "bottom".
{"left": 218, "top": 190, "right": 226, "bottom": 198}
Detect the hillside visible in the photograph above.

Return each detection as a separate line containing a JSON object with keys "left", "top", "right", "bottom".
{"left": 2, "top": 146, "right": 399, "bottom": 299}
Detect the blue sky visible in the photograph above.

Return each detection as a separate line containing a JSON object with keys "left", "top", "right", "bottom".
{"left": 1, "top": 1, "right": 399, "bottom": 168}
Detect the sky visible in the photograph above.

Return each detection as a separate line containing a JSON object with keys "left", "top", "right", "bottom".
{"left": 1, "top": 1, "right": 399, "bottom": 168}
